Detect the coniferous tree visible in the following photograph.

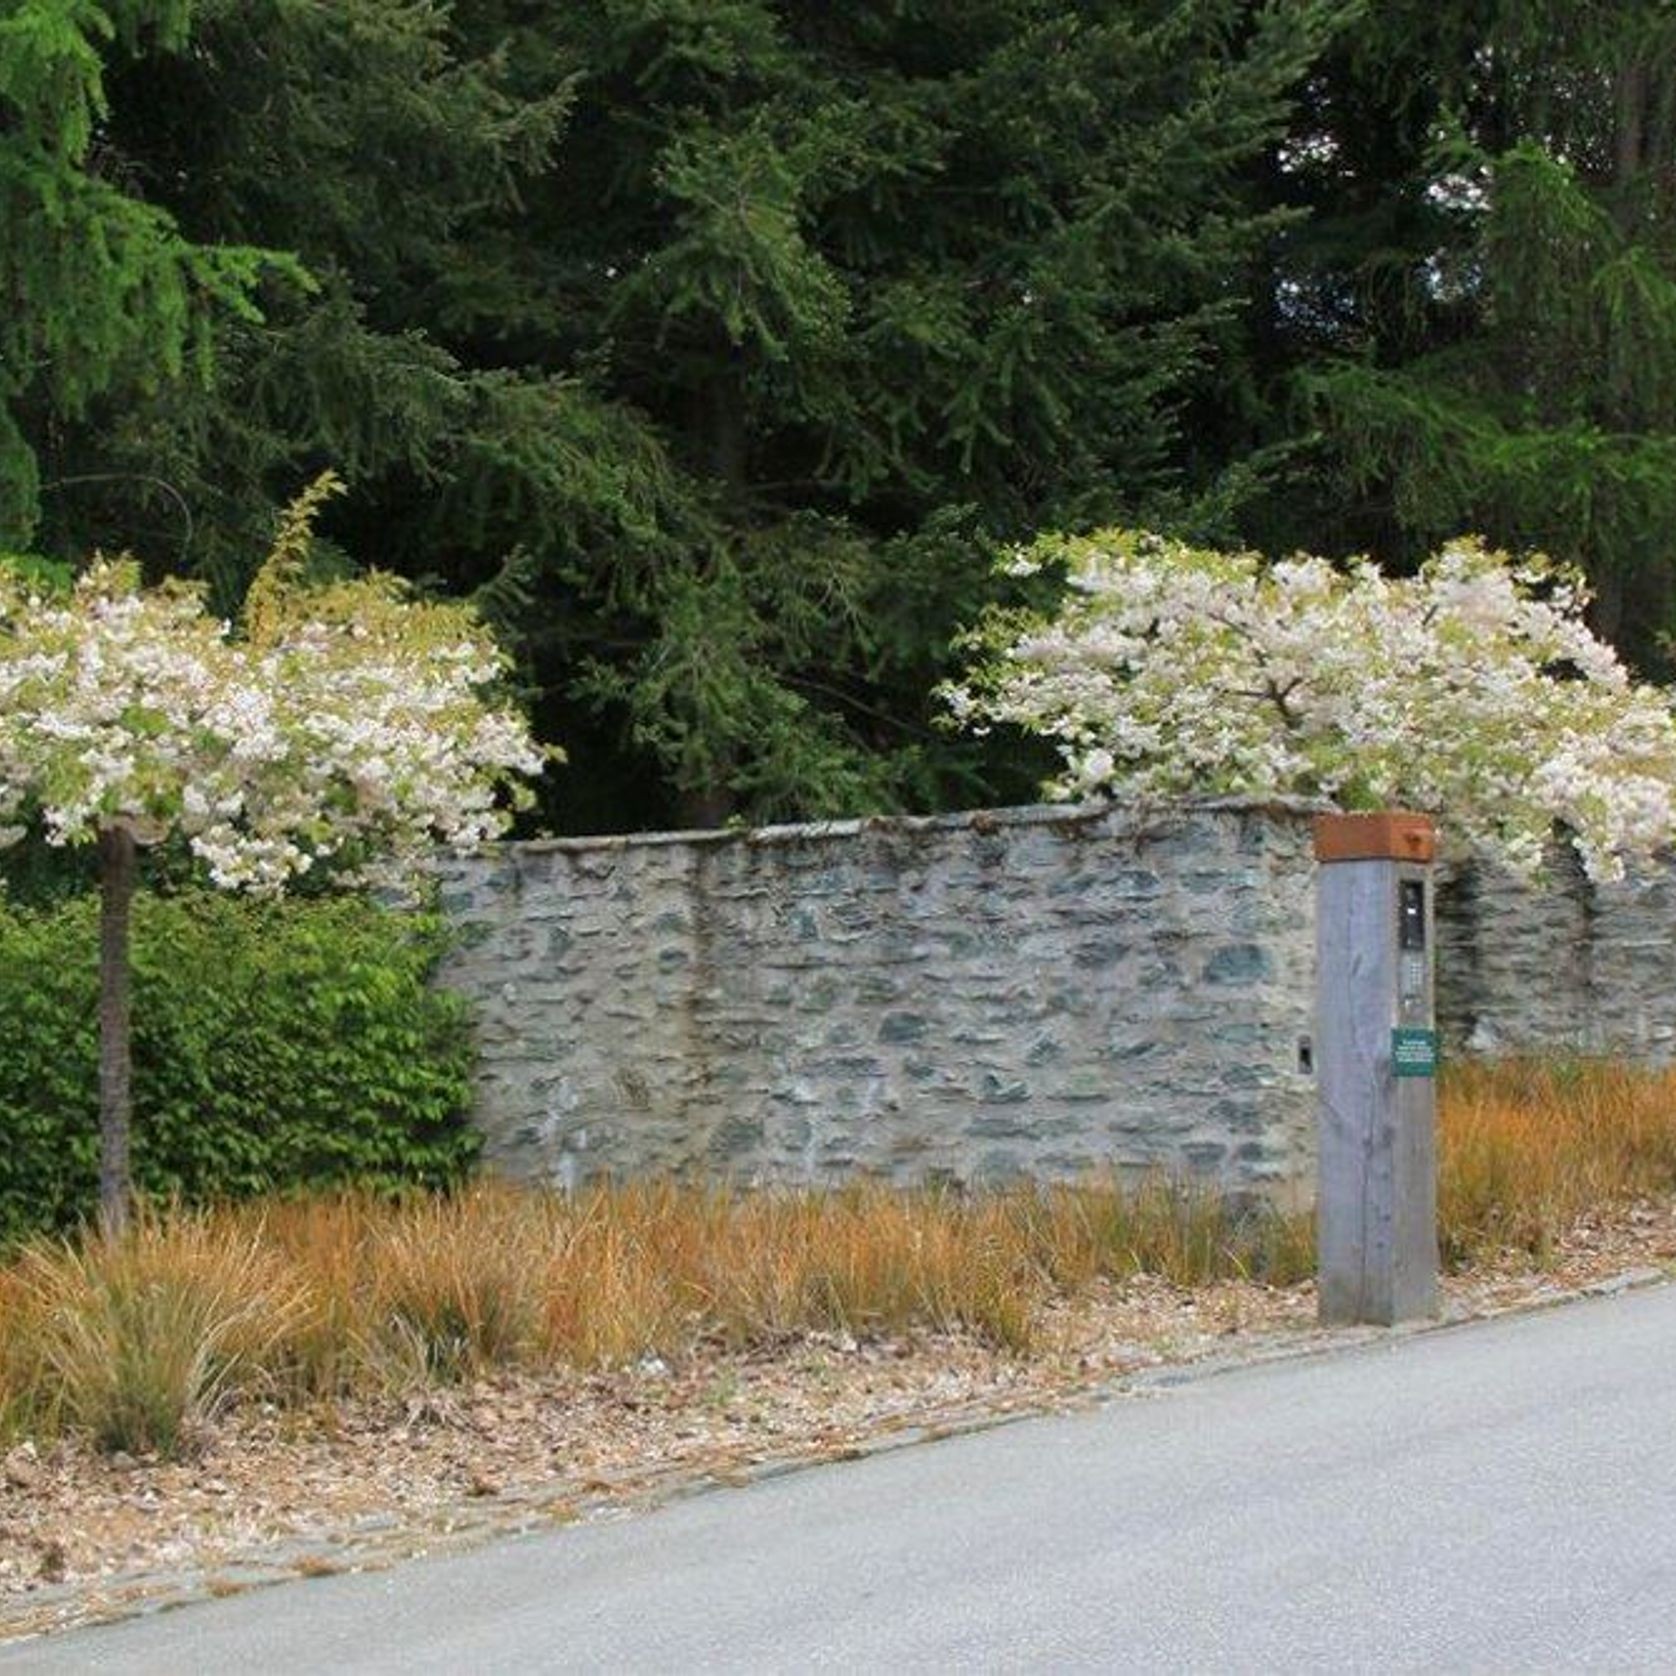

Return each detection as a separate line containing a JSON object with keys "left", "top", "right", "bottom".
{"left": 0, "top": 0, "right": 288, "bottom": 545}
{"left": 18, "top": 0, "right": 1352, "bottom": 829}
{"left": 1263, "top": 1, "right": 1676, "bottom": 668}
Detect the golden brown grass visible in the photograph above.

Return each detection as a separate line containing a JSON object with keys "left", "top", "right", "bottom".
{"left": 0, "top": 1175, "right": 1306, "bottom": 1456}
{"left": 8, "top": 1056, "right": 1670, "bottom": 1460}
{"left": 1437, "top": 1058, "right": 1676, "bottom": 1266}
{"left": 0, "top": 1210, "right": 306, "bottom": 1455}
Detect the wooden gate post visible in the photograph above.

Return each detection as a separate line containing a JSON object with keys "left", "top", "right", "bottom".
{"left": 1315, "top": 812, "right": 1440, "bottom": 1326}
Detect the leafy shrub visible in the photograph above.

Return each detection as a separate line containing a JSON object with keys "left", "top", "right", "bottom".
{"left": 0, "top": 891, "right": 479, "bottom": 1244}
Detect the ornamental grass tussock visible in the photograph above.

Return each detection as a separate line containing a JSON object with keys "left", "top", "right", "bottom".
{"left": 0, "top": 1176, "right": 1307, "bottom": 1460}
{"left": 0, "top": 1209, "right": 306, "bottom": 1457}
{"left": 5, "top": 1057, "right": 1674, "bottom": 1466}
{"left": 1437, "top": 1058, "right": 1676, "bottom": 1266}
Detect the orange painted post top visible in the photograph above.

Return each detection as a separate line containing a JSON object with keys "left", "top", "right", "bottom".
{"left": 1313, "top": 811, "right": 1436, "bottom": 865}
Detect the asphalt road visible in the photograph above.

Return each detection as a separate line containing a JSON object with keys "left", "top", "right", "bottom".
{"left": 10, "top": 1282, "right": 1676, "bottom": 1673}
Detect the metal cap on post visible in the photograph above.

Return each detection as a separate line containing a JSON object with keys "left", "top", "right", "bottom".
{"left": 1314, "top": 812, "right": 1440, "bottom": 1326}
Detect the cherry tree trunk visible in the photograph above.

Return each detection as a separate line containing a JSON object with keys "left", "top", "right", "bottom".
{"left": 97, "top": 824, "right": 136, "bottom": 1237}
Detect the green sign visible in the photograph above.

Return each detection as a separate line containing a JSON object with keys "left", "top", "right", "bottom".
{"left": 1391, "top": 1027, "right": 1439, "bottom": 1078}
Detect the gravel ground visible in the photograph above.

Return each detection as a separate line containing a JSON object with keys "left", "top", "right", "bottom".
{"left": 3, "top": 1201, "right": 1674, "bottom": 1644}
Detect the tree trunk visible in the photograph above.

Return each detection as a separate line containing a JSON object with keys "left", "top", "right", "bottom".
{"left": 1613, "top": 59, "right": 1647, "bottom": 198}
{"left": 97, "top": 824, "right": 136, "bottom": 1238}
{"left": 677, "top": 783, "right": 737, "bottom": 829}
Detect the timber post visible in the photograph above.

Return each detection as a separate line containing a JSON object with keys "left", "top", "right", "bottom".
{"left": 1315, "top": 811, "right": 1440, "bottom": 1326}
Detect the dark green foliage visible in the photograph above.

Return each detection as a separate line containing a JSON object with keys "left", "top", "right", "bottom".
{"left": 42, "top": 2, "right": 1676, "bottom": 804}
{"left": 17, "top": 0, "right": 1351, "bottom": 828}
{"left": 0, "top": 892, "right": 478, "bottom": 1245}
{"left": 0, "top": 0, "right": 295, "bottom": 546}
{"left": 1248, "top": 0, "right": 1676, "bottom": 669}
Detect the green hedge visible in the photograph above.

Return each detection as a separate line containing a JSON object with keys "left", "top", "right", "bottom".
{"left": 0, "top": 891, "right": 480, "bottom": 1244}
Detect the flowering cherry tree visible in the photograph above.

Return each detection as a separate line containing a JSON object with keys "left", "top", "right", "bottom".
{"left": 948, "top": 530, "right": 1676, "bottom": 882}
{"left": 0, "top": 479, "right": 543, "bottom": 1231}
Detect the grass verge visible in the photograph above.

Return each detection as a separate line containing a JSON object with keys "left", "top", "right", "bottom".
{"left": 6, "top": 1056, "right": 1675, "bottom": 1460}
{"left": 0, "top": 1176, "right": 1306, "bottom": 1456}
{"left": 1437, "top": 1058, "right": 1676, "bottom": 1266}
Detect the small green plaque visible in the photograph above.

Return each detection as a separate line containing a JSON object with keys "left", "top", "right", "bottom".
{"left": 1391, "top": 1027, "right": 1438, "bottom": 1078}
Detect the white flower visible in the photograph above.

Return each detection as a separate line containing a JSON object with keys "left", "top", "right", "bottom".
{"left": 0, "top": 554, "right": 542, "bottom": 894}
{"left": 948, "top": 530, "right": 1676, "bottom": 878}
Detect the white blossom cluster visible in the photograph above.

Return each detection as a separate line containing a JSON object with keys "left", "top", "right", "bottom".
{"left": 948, "top": 531, "right": 1676, "bottom": 881}
{"left": 0, "top": 558, "right": 544, "bottom": 892}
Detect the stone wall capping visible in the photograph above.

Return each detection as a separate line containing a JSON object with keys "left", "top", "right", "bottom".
{"left": 449, "top": 794, "right": 1329, "bottom": 862}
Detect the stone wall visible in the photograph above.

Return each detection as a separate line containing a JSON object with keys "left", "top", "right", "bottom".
{"left": 1436, "top": 851, "right": 1676, "bottom": 1060}
{"left": 436, "top": 808, "right": 1676, "bottom": 1197}
{"left": 435, "top": 801, "right": 1320, "bottom": 1197}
